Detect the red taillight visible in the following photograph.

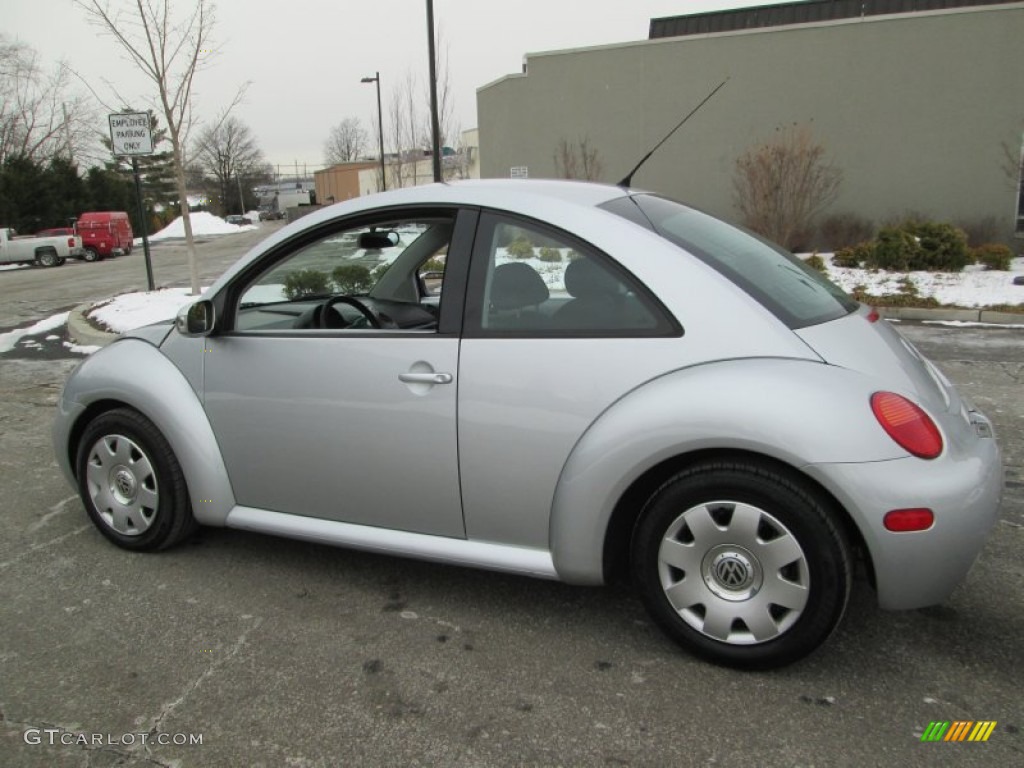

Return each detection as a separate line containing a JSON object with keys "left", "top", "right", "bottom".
{"left": 866, "top": 307, "right": 880, "bottom": 323}
{"left": 870, "top": 391, "right": 943, "bottom": 459}
{"left": 884, "top": 508, "right": 934, "bottom": 532}
{"left": 67, "top": 237, "right": 75, "bottom": 247}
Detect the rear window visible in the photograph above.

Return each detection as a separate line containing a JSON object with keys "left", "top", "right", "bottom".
{"left": 602, "top": 194, "right": 858, "bottom": 329}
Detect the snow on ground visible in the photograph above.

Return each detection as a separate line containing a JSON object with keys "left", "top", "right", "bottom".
{"left": 807, "top": 253, "right": 1024, "bottom": 308}
{"left": 138, "top": 212, "right": 258, "bottom": 244}
{"left": 88, "top": 286, "right": 206, "bottom": 333}
{"left": 0, "top": 312, "right": 69, "bottom": 353}
{"left": 0, "top": 264, "right": 30, "bottom": 272}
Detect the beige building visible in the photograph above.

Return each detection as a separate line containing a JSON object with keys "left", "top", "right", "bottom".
{"left": 477, "top": 0, "right": 1024, "bottom": 242}
{"left": 314, "top": 161, "right": 379, "bottom": 207}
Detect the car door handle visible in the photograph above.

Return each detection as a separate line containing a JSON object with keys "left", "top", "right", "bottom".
{"left": 398, "top": 372, "right": 453, "bottom": 385}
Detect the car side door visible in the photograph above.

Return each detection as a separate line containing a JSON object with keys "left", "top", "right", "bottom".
{"left": 201, "top": 207, "right": 475, "bottom": 538}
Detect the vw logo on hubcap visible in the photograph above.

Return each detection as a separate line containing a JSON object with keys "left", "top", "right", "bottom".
{"left": 703, "top": 547, "right": 761, "bottom": 600}
{"left": 714, "top": 556, "right": 751, "bottom": 589}
{"left": 111, "top": 467, "right": 137, "bottom": 504}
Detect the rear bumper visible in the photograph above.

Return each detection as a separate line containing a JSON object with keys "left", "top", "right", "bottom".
{"left": 804, "top": 436, "right": 1003, "bottom": 610}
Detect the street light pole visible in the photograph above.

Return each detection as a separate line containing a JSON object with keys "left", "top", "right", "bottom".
{"left": 360, "top": 72, "right": 386, "bottom": 192}
{"left": 426, "top": 0, "right": 442, "bottom": 182}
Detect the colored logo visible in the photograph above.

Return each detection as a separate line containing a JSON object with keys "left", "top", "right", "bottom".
{"left": 921, "top": 721, "right": 996, "bottom": 742}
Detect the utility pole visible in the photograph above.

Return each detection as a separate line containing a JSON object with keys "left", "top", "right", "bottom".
{"left": 426, "top": 0, "right": 442, "bottom": 182}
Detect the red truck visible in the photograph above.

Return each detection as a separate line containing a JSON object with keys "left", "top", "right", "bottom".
{"left": 38, "top": 211, "right": 134, "bottom": 262}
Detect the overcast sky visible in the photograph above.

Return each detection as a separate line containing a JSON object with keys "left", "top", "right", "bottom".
{"left": 9, "top": 0, "right": 795, "bottom": 172}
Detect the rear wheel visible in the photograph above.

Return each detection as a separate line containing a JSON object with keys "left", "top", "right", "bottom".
{"left": 77, "top": 408, "right": 197, "bottom": 551}
{"left": 632, "top": 459, "right": 851, "bottom": 670}
{"left": 82, "top": 248, "right": 100, "bottom": 262}
{"left": 36, "top": 249, "right": 59, "bottom": 267}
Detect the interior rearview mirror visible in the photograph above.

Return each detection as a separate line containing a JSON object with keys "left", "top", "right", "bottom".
{"left": 358, "top": 230, "right": 399, "bottom": 249}
{"left": 175, "top": 300, "right": 215, "bottom": 337}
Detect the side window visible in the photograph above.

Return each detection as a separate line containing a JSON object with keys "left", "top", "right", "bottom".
{"left": 232, "top": 215, "right": 454, "bottom": 333}
{"left": 475, "top": 215, "right": 666, "bottom": 335}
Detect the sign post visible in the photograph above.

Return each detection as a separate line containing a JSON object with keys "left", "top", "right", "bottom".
{"left": 108, "top": 112, "right": 156, "bottom": 291}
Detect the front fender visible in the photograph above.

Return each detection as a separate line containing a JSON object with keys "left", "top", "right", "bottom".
{"left": 54, "top": 338, "right": 234, "bottom": 526}
{"left": 549, "top": 358, "right": 904, "bottom": 584}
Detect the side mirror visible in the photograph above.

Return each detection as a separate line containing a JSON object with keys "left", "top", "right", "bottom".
{"left": 175, "top": 300, "right": 215, "bottom": 337}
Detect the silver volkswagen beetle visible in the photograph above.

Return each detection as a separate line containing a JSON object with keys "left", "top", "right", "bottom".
{"left": 53, "top": 180, "right": 1003, "bottom": 669}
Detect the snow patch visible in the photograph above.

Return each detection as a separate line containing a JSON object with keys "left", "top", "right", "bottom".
{"left": 88, "top": 287, "right": 206, "bottom": 333}
{"left": 0, "top": 312, "right": 70, "bottom": 353}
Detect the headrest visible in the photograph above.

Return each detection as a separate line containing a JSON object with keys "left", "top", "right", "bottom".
{"left": 490, "top": 262, "right": 550, "bottom": 310}
{"left": 564, "top": 257, "right": 620, "bottom": 299}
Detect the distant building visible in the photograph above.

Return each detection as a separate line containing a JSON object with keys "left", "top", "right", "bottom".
{"left": 357, "top": 128, "right": 481, "bottom": 196}
{"left": 314, "top": 162, "right": 379, "bottom": 207}
{"left": 478, "top": 0, "right": 1024, "bottom": 242}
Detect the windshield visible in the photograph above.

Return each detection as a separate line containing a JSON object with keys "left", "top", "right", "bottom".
{"left": 602, "top": 194, "right": 858, "bottom": 329}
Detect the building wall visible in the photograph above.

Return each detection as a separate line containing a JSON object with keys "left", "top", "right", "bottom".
{"left": 314, "top": 162, "right": 378, "bottom": 207}
{"left": 478, "top": 4, "right": 1024, "bottom": 240}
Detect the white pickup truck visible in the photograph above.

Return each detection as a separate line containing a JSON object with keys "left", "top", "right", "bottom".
{"left": 0, "top": 227, "right": 82, "bottom": 267}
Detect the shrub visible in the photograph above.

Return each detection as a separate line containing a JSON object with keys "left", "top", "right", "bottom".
{"left": 971, "top": 243, "right": 1013, "bottom": 272}
{"left": 732, "top": 124, "right": 842, "bottom": 251}
{"left": 421, "top": 257, "right": 446, "bottom": 273}
{"left": 538, "top": 246, "right": 562, "bottom": 263}
{"left": 804, "top": 253, "right": 827, "bottom": 274}
{"left": 506, "top": 236, "right": 535, "bottom": 259}
{"left": 903, "top": 221, "right": 969, "bottom": 272}
{"left": 815, "top": 212, "right": 874, "bottom": 251}
{"left": 832, "top": 241, "right": 874, "bottom": 268}
{"left": 331, "top": 264, "right": 373, "bottom": 294}
{"left": 871, "top": 227, "right": 921, "bottom": 271}
{"left": 283, "top": 269, "right": 330, "bottom": 300}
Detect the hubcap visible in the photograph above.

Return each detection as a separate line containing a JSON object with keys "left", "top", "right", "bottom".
{"left": 657, "top": 501, "right": 809, "bottom": 645}
{"left": 85, "top": 434, "right": 159, "bottom": 536}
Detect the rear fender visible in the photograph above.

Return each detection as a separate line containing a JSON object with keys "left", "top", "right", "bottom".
{"left": 58, "top": 338, "right": 234, "bottom": 526}
{"left": 549, "top": 358, "right": 903, "bottom": 584}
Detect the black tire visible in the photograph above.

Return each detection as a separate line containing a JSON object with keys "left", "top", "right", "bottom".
{"left": 36, "top": 249, "right": 59, "bottom": 267}
{"left": 82, "top": 248, "right": 100, "bottom": 262}
{"left": 632, "top": 459, "right": 851, "bottom": 670}
{"left": 76, "top": 408, "right": 197, "bottom": 551}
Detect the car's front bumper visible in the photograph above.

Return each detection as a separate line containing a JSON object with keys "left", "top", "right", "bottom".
{"left": 804, "top": 435, "right": 1003, "bottom": 610}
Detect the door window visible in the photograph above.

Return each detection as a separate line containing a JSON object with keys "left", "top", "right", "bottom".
{"left": 230, "top": 214, "right": 458, "bottom": 333}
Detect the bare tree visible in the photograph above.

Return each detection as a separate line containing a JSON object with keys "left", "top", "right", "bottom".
{"left": 553, "top": 137, "right": 604, "bottom": 181}
{"left": 0, "top": 35, "right": 96, "bottom": 165}
{"left": 76, "top": 0, "right": 242, "bottom": 296}
{"left": 324, "top": 117, "right": 367, "bottom": 165}
{"left": 732, "top": 123, "right": 842, "bottom": 251}
{"left": 193, "top": 116, "right": 265, "bottom": 215}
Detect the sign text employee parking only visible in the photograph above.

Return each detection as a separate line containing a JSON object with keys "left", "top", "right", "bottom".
{"left": 108, "top": 113, "right": 153, "bottom": 156}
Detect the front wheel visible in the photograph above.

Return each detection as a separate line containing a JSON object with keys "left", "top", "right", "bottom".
{"left": 632, "top": 459, "right": 851, "bottom": 670}
{"left": 76, "top": 408, "right": 197, "bottom": 551}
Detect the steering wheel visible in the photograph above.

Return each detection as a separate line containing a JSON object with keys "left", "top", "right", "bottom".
{"left": 320, "top": 296, "right": 389, "bottom": 329}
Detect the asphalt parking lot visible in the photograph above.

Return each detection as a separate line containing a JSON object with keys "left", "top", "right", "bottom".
{"left": 0, "top": 231, "right": 1022, "bottom": 766}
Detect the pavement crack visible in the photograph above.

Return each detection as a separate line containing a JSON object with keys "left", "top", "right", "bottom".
{"left": 27, "top": 494, "right": 78, "bottom": 533}
{"left": 0, "top": 524, "right": 92, "bottom": 571}
{"left": 997, "top": 362, "right": 1022, "bottom": 382}
{"left": 143, "top": 617, "right": 264, "bottom": 749}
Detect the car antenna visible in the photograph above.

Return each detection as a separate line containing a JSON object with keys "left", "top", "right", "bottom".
{"left": 617, "top": 77, "right": 729, "bottom": 189}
